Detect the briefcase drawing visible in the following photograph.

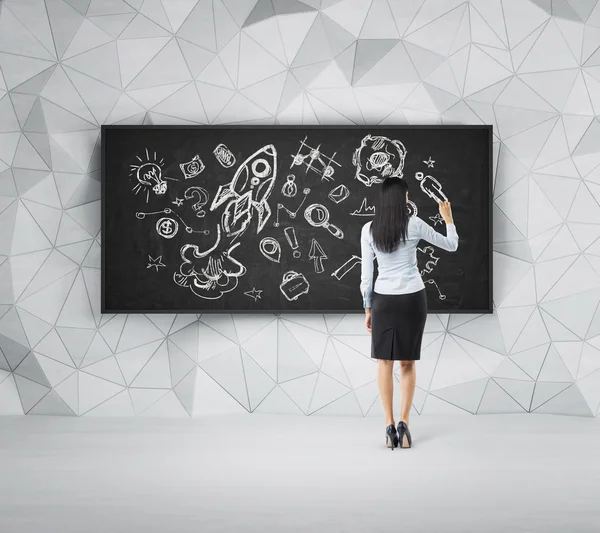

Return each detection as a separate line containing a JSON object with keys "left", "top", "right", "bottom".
{"left": 280, "top": 271, "right": 310, "bottom": 301}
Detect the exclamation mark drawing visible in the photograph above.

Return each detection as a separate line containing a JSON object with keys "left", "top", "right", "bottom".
{"left": 284, "top": 226, "right": 301, "bottom": 258}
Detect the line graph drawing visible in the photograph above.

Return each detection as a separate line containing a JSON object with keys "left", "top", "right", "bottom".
{"left": 147, "top": 255, "right": 165, "bottom": 271}
{"left": 136, "top": 208, "right": 210, "bottom": 235}
{"left": 352, "top": 134, "right": 407, "bottom": 187}
{"left": 273, "top": 188, "right": 310, "bottom": 227}
{"left": 213, "top": 143, "right": 236, "bottom": 168}
{"left": 350, "top": 198, "right": 375, "bottom": 216}
{"left": 308, "top": 239, "right": 327, "bottom": 273}
{"left": 180, "top": 154, "right": 205, "bottom": 179}
{"left": 156, "top": 217, "right": 178, "bottom": 239}
{"left": 290, "top": 136, "right": 341, "bottom": 181}
{"left": 244, "top": 288, "right": 263, "bottom": 301}
{"left": 184, "top": 186, "right": 209, "bottom": 218}
{"left": 331, "top": 255, "right": 361, "bottom": 280}
{"left": 259, "top": 237, "right": 281, "bottom": 263}
{"left": 281, "top": 174, "right": 297, "bottom": 197}
{"left": 280, "top": 271, "right": 310, "bottom": 301}
{"left": 415, "top": 172, "right": 447, "bottom": 203}
{"left": 284, "top": 226, "right": 301, "bottom": 258}
{"left": 424, "top": 278, "right": 446, "bottom": 300}
{"left": 328, "top": 184, "right": 349, "bottom": 204}
{"left": 211, "top": 144, "right": 277, "bottom": 239}
{"left": 173, "top": 225, "right": 246, "bottom": 300}
{"left": 130, "top": 149, "right": 177, "bottom": 202}
{"left": 304, "top": 203, "right": 344, "bottom": 239}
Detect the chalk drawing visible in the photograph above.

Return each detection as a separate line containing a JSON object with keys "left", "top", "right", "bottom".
{"left": 130, "top": 148, "right": 176, "bottom": 202}
{"left": 328, "top": 184, "right": 349, "bottom": 204}
{"left": 284, "top": 226, "right": 301, "bottom": 258}
{"left": 274, "top": 188, "right": 310, "bottom": 227}
{"left": 244, "top": 288, "right": 263, "bottom": 301}
{"left": 184, "top": 186, "right": 209, "bottom": 218}
{"left": 290, "top": 135, "right": 341, "bottom": 181}
{"left": 259, "top": 237, "right": 282, "bottom": 263}
{"left": 331, "top": 255, "right": 361, "bottom": 280}
{"left": 415, "top": 172, "right": 447, "bottom": 203}
{"left": 211, "top": 144, "right": 277, "bottom": 238}
{"left": 147, "top": 255, "right": 166, "bottom": 271}
{"left": 180, "top": 154, "right": 205, "bottom": 179}
{"left": 213, "top": 143, "right": 236, "bottom": 168}
{"left": 350, "top": 198, "right": 375, "bottom": 217}
{"left": 304, "top": 203, "right": 344, "bottom": 239}
{"left": 173, "top": 225, "right": 246, "bottom": 300}
{"left": 352, "top": 135, "right": 407, "bottom": 187}
{"left": 280, "top": 271, "right": 310, "bottom": 301}
{"left": 308, "top": 238, "right": 327, "bottom": 273}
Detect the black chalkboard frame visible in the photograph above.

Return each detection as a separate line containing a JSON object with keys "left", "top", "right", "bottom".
{"left": 101, "top": 124, "right": 493, "bottom": 315}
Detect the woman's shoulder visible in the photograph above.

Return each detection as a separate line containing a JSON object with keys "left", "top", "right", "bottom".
{"left": 408, "top": 215, "right": 423, "bottom": 229}
{"left": 361, "top": 220, "right": 373, "bottom": 234}
{"left": 407, "top": 215, "right": 424, "bottom": 236}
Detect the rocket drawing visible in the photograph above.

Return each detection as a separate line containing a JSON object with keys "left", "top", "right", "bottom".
{"left": 211, "top": 145, "right": 278, "bottom": 238}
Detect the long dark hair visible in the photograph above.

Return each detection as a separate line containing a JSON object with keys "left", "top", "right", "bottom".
{"left": 370, "top": 177, "right": 410, "bottom": 253}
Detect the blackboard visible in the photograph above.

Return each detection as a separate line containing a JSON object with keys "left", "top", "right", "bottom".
{"left": 101, "top": 125, "right": 492, "bottom": 313}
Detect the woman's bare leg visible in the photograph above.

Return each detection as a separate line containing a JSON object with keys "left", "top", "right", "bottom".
{"left": 377, "top": 359, "right": 395, "bottom": 426}
{"left": 399, "top": 360, "right": 416, "bottom": 425}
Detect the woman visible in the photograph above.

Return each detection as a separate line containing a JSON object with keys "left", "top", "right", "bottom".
{"left": 360, "top": 177, "right": 458, "bottom": 450}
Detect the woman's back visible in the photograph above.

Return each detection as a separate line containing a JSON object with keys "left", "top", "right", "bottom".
{"left": 360, "top": 215, "right": 458, "bottom": 306}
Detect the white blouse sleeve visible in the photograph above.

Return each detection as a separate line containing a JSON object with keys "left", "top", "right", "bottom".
{"left": 417, "top": 217, "right": 459, "bottom": 252}
{"left": 360, "top": 223, "right": 375, "bottom": 308}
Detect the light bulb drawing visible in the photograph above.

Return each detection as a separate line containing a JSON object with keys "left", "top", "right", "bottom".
{"left": 130, "top": 148, "right": 177, "bottom": 202}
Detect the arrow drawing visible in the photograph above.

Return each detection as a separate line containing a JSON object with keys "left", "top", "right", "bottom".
{"left": 308, "top": 238, "right": 327, "bottom": 273}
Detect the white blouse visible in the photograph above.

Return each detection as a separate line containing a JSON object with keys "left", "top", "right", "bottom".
{"left": 360, "top": 217, "right": 459, "bottom": 308}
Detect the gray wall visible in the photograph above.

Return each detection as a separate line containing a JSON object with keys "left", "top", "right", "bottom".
{"left": 1, "top": 0, "right": 600, "bottom": 417}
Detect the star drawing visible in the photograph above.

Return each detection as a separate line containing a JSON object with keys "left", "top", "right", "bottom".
{"left": 244, "top": 288, "right": 263, "bottom": 301}
{"left": 429, "top": 213, "right": 445, "bottom": 226}
{"left": 147, "top": 255, "right": 166, "bottom": 271}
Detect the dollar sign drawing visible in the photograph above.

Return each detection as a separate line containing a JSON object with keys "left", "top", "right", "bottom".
{"left": 156, "top": 217, "right": 178, "bottom": 239}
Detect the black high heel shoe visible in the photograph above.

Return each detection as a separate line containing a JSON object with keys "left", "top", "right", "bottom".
{"left": 397, "top": 421, "right": 412, "bottom": 448}
{"left": 385, "top": 424, "right": 398, "bottom": 450}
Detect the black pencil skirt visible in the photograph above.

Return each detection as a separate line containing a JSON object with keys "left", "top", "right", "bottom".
{"left": 370, "top": 289, "right": 427, "bottom": 361}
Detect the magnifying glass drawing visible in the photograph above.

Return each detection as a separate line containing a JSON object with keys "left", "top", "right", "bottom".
{"left": 304, "top": 203, "right": 344, "bottom": 239}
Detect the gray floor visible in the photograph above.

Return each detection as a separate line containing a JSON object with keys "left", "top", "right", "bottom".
{"left": 1, "top": 414, "right": 599, "bottom": 533}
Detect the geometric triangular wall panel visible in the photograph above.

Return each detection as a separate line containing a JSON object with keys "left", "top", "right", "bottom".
{"left": 1, "top": 0, "right": 600, "bottom": 417}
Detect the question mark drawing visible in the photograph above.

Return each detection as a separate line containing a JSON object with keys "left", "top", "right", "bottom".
{"left": 184, "top": 186, "right": 209, "bottom": 218}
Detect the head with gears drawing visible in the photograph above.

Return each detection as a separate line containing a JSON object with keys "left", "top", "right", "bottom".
{"left": 352, "top": 135, "right": 407, "bottom": 187}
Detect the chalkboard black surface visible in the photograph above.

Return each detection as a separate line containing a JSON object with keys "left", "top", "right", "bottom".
{"left": 101, "top": 126, "right": 492, "bottom": 313}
